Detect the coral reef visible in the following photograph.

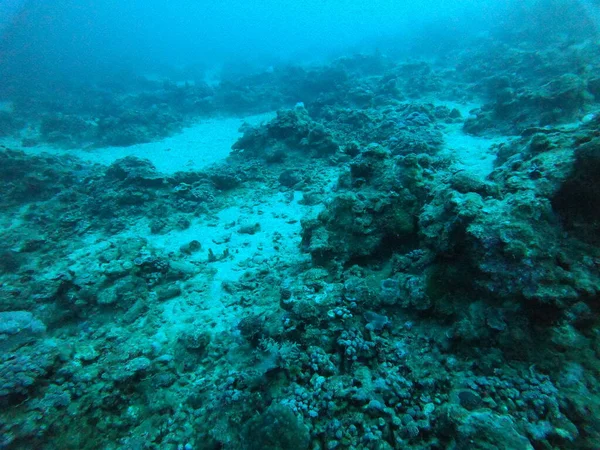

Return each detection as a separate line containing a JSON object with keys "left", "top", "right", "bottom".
{"left": 0, "top": 3, "right": 600, "bottom": 449}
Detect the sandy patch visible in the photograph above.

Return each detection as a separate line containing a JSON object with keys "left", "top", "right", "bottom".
{"left": 442, "top": 123, "right": 510, "bottom": 178}
{"left": 1, "top": 112, "right": 275, "bottom": 172}
{"left": 109, "top": 189, "right": 319, "bottom": 337}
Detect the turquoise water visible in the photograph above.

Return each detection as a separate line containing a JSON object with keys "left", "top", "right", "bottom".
{"left": 0, "top": 1, "right": 599, "bottom": 449}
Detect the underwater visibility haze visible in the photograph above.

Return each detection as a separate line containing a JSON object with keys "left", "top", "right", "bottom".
{"left": 1, "top": 0, "right": 600, "bottom": 449}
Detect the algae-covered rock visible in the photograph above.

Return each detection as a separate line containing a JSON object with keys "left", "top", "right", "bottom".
{"left": 302, "top": 189, "right": 417, "bottom": 266}
{"left": 105, "top": 156, "right": 165, "bottom": 187}
{"left": 552, "top": 138, "right": 600, "bottom": 244}
{"left": 154, "top": 284, "right": 181, "bottom": 301}
{"left": 232, "top": 106, "right": 339, "bottom": 159}
{"left": 464, "top": 73, "right": 591, "bottom": 136}
{"left": 242, "top": 403, "right": 310, "bottom": 450}
{"left": 0, "top": 339, "right": 60, "bottom": 406}
{"left": 39, "top": 113, "right": 97, "bottom": 147}
{"left": 113, "top": 356, "right": 152, "bottom": 382}
{"left": 0, "top": 311, "right": 46, "bottom": 351}
{"left": 457, "top": 411, "right": 533, "bottom": 449}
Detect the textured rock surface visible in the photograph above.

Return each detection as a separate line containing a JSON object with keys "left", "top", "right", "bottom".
{"left": 0, "top": 4, "right": 600, "bottom": 449}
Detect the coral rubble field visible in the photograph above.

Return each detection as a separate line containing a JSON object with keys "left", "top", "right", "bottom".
{"left": 1, "top": 3, "right": 600, "bottom": 450}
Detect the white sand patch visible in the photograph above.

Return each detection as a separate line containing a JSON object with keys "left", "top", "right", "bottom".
{"left": 90, "top": 113, "right": 275, "bottom": 172}
{"left": 111, "top": 190, "right": 317, "bottom": 337}
{"left": 441, "top": 122, "right": 511, "bottom": 179}
{"left": 1, "top": 112, "right": 275, "bottom": 172}
{"left": 404, "top": 99, "right": 509, "bottom": 178}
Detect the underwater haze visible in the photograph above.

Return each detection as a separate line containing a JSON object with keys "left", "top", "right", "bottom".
{"left": 1, "top": 0, "right": 600, "bottom": 449}
{"left": 3, "top": 0, "right": 525, "bottom": 82}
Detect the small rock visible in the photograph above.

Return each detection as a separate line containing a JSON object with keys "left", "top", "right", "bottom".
{"left": 238, "top": 223, "right": 261, "bottom": 235}
{"left": 582, "top": 113, "right": 595, "bottom": 123}
{"left": 154, "top": 285, "right": 182, "bottom": 301}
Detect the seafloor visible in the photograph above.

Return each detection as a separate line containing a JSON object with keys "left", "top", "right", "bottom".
{"left": 1, "top": 7, "right": 600, "bottom": 450}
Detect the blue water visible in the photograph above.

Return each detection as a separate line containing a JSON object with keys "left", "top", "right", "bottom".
{"left": 0, "top": 1, "right": 599, "bottom": 449}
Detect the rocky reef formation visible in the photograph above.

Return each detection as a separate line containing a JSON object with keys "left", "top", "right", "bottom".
{"left": 1, "top": 2, "right": 600, "bottom": 449}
